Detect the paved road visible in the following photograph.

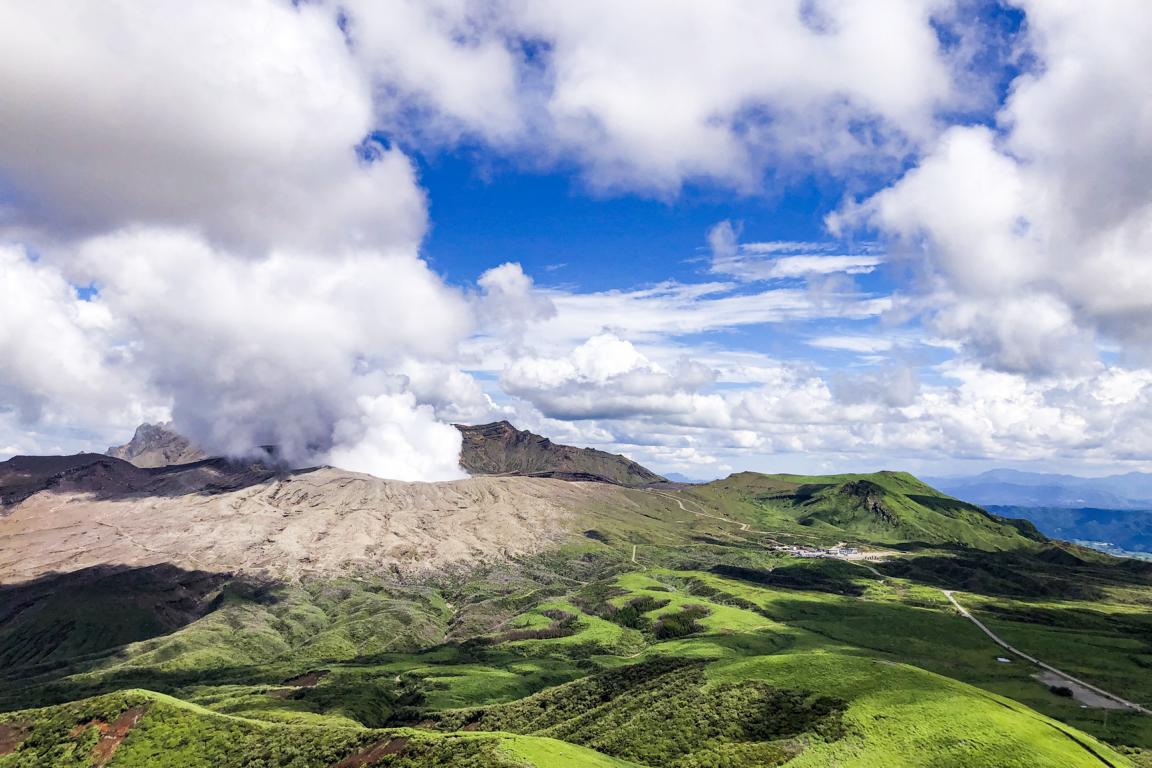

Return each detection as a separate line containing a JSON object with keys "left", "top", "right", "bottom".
{"left": 944, "top": 590, "right": 1150, "bottom": 715}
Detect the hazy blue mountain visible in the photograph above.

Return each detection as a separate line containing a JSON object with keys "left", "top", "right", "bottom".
{"left": 987, "top": 505, "right": 1152, "bottom": 555}
{"left": 928, "top": 469, "right": 1152, "bottom": 509}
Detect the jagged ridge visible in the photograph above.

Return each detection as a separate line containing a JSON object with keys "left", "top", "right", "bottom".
{"left": 457, "top": 421, "right": 665, "bottom": 486}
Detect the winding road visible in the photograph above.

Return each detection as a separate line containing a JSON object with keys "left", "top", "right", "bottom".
{"left": 944, "top": 590, "right": 1150, "bottom": 715}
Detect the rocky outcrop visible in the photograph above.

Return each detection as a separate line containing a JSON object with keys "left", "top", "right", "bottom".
{"left": 456, "top": 421, "right": 665, "bottom": 486}
{"left": 106, "top": 423, "right": 207, "bottom": 468}
{"left": 838, "top": 479, "right": 900, "bottom": 526}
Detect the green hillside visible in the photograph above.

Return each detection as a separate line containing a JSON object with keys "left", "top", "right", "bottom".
{"left": 687, "top": 471, "right": 1047, "bottom": 549}
{"left": 0, "top": 689, "right": 642, "bottom": 768}
{"left": 3, "top": 469, "right": 1152, "bottom": 766}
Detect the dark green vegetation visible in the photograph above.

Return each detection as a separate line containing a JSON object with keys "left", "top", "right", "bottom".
{"left": 455, "top": 421, "right": 665, "bottom": 485}
{"left": 3, "top": 469, "right": 1152, "bottom": 766}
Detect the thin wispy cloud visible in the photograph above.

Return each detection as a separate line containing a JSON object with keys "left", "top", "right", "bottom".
{"left": 706, "top": 220, "right": 883, "bottom": 282}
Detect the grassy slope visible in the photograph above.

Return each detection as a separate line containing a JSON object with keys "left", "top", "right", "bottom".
{"left": 0, "top": 689, "right": 642, "bottom": 768}
{"left": 684, "top": 471, "right": 1047, "bottom": 549}
{"left": 2, "top": 470, "right": 1150, "bottom": 766}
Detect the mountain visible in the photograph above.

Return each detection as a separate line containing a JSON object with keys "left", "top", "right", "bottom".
{"left": 1, "top": 442, "right": 1150, "bottom": 766}
{"left": 103, "top": 420, "right": 666, "bottom": 488}
{"left": 691, "top": 470, "right": 1047, "bottom": 550}
{"left": 0, "top": 452, "right": 655, "bottom": 584}
{"left": 988, "top": 505, "right": 1152, "bottom": 555}
{"left": 456, "top": 420, "right": 666, "bottom": 486}
{"left": 106, "top": 422, "right": 208, "bottom": 468}
{"left": 929, "top": 469, "right": 1152, "bottom": 508}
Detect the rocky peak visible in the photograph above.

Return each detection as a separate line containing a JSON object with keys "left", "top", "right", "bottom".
{"left": 456, "top": 421, "right": 665, "bottom": 486}
{"left": 106, "top": 422, "right": 207, "bottom": 468}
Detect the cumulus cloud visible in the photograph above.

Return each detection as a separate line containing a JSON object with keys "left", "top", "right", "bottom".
{"left": 503, "top": 347, "right": 1152, "bottom": 477}
{"left": 0, "top": 247, "right": 156, "bottom": 432}
{"left": 61, "top": 229, "right": 474, "bottom": 475}
{"left": 341, "top": 0, "right": 524, "bottom": 143}
{"left": 503, "top": 334, "right": 717, "bottom": 420}
{"left": 336, "top": 0, "right": 967, "bottom": 193}
{"left": 838, "top": 1, "right": 1152, "bottom": 374}
{"left": 505, "top": 0, "right": 958, "bottom": 192}
{"left": 476, "top": 262, "right": 557, "bottom": 338}
{"left": 0, "top": 1, "right": 493, "bottom": 479}
{"left": 0, "top": 0, "right": 424, "bottom": 252}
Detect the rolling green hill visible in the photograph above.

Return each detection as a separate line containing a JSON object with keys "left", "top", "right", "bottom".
{"left": 686, "top": 471, "right": 1048, "bottom": 549}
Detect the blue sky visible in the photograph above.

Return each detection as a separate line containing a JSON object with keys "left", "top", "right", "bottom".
{"left": 1, "top": 1, "right": 1150, "bottom": 481}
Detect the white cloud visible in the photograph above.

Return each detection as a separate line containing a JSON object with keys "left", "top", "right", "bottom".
{"left": 341, "top": 0, "right": 524, "bottom": 143}
{"left": 839, "top": 2, "right": 1152, "bottom": 374}
{"left": 809, "top": 336, "right": 895, "bottom": 354}
{"left": 0, "top": 247, "right": 156, "bottom": 432}
{"left": 63, "top": 228, "right": 474, "bottom": 479}
{"left": 540, "top": 281, "right": 891, "bottom": 345}
{"left": 499, "top": 349, "right": 1152, "bottom": 477}
{"left": 707, "top": 221, "right": 882, "bottom": 282}
{"left": 335, "top": 0, "right": 966, "bottom": 193}
{"left": 505, "top": 0, "right": 957, "bottom": 192}
{"left": 502, "top": 333, "right": 718, "bottom": 420}
{"left": 476, "top": 262, "right": 557, "bottom": 339}
{"left": 0, "top": 0, "right": 424, "bottom": 252}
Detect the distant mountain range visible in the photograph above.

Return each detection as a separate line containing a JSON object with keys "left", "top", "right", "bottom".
{"left": 929, "top": 469, "right": 1152, "bottom": 555}
{"left": 927, "top": 469, "right": 1152, "bottom": 509}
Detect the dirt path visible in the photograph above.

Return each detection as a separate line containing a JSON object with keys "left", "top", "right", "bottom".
{"left": 630, "top": 544, "right": 646, "bottom": 570}
{"left": 852, "top": 561, "right": 886, "bottom": 579}
{"left": 943, "top": 590, "right": 1149, "bottom": 715}
{"left": 644, "top": 489, "right": 786, "bottom": 543}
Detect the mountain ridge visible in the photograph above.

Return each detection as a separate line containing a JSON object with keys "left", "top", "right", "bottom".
{"left": 106, "top": 422, "right": 208, "bottom": 468}
{"left": 455, "top": 420, "right": 667, "bottom": 486}
{"left": 929, "top": 469, "right": 1152, "bottom": 509}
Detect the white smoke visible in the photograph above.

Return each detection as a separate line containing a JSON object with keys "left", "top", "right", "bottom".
{"left": 0, "top": 0, "right": 493, "bottom": 479}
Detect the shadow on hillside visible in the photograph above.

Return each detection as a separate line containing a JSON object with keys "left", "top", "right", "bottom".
{"left": 879, "top": 547, "right": 1152, "bottom": 600}
{"left": 0, "top": 564, "right": 282, "bottom": 693}
{"left": 0, "top": 656, "right": 297, "bottom": 713}
{"left": 0, "top": 454, "right": 326, "bottom": 507}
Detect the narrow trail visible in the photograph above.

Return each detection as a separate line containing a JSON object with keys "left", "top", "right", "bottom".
{"left": 644, "top": 489, "right": 786, "bottom": 544}
{"left": 852, "top": 561, "right": 886, "bottom": 579}
{"left": 944, "top": 590, "right": 1150, "bottom": 715}
{"left": 630, "top": 544, "right": 646, "bottom": 570}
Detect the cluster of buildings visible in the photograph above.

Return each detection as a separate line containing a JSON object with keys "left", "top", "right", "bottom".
{"left": 775, "top": 543, "right": 886, "bottom": 561}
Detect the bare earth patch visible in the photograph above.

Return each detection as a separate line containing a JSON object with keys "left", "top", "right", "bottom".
{"left": 1035, "top": 671, "right": 1129, "bottom": 709}
{"left": 331, "top": 737, "right": 410, "bottom": 767}
{"left": 283, "top": 670, "right": 330, "bottom": 687}
{"left": 0, "top": 468, "right": 635, "bottom": 583}
{"left": 0, "top": 722, "right": 29, "bottom": 755}
{"left": 67, "top": 707, "right": 147, "bottom": 766}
